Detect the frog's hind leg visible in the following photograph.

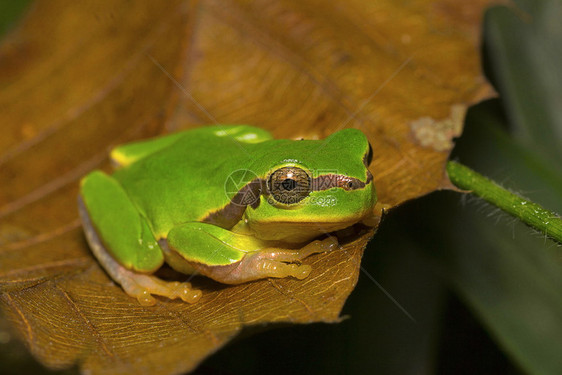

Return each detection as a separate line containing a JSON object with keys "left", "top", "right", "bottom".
{"left": 80, "top": 217, "right": 202, "bottom": 306}
{"left": 164, "top": 222, "right": 339, "bottom": 284}
{"left": 79, "top": 171, "right": 201, "bottom": 305}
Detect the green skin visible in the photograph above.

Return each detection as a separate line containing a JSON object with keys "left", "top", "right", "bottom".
{"left": 79, "top": 125, "right": 376, "bottom": 305}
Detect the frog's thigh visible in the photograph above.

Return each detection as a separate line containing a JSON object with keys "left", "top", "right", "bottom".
{"left": 165, "top": 222, "right": 338, "bottom": 284}
{"left": 79, "top": 171, "right": 202, "bottom": 305}
{"left": 80, "top": 171, "right": 163, "bottom": 272}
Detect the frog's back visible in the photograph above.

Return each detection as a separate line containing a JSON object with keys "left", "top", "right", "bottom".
{"left": 112, "top": 126, "right": 271, "bottom": 238}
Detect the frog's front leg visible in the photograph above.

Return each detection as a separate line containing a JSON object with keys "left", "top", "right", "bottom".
{"left": 164, "top": 222, "right": 338, "bottom": 284}
{"left": 79, "top": 171, "right": 202, "bottom": 306}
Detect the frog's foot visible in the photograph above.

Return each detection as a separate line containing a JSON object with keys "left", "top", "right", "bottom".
{"left": 113, "top": 266, "right": 202, "bottom": 306}
{"left": 192, "top": 236, "right": 339, "bottom": 284}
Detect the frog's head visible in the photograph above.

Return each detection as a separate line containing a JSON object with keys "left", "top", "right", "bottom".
{"left": 243, "top": 128, "right": 377, "bottom": 243}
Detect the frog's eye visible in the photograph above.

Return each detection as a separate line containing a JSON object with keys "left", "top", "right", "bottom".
{"left": 364, "top": 142, "right": 373, "bottom": 167}
{"left": 267, "top": 167, "right": 311, "bottom": 205}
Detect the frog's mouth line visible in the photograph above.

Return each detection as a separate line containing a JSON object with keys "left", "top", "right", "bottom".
{"left": 246, "top": 219, "right": 366, "bottom": 243}
{"left": 253, "top": 219, "right": 364, "bottom": 229}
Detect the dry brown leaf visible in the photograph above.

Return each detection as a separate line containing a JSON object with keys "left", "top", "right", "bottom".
{"left": 0, "top": 0, "right": 494, "bottom": 373}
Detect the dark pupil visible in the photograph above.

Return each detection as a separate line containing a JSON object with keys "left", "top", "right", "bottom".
{"left": 281, "top": 178, "right": 297, "bottom": 191}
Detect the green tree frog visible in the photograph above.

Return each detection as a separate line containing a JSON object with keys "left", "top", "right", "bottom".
{"left": 79, "top": 125, "right": 376, "bottom": 305}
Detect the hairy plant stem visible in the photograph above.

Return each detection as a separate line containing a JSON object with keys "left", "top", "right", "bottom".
{"left": 446, "top": 161, "right": 562, "bottom": 244}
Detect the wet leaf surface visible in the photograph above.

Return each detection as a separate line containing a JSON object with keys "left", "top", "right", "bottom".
{"left": 0, "top": 0, "right": 494, "bottom": 373}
